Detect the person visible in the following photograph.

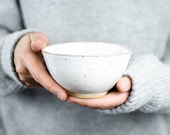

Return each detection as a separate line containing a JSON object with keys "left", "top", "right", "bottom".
{"left": 0, "top": 0, "right": 170, "bottom": 135}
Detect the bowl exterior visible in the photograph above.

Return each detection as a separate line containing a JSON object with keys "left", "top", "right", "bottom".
{"left": 42, "top": 52, "right": 131, "bottom": 95}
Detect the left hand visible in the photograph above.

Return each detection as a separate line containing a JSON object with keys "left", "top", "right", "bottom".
{"left": 67, "top": 76, "right": 132, "bottom": 109}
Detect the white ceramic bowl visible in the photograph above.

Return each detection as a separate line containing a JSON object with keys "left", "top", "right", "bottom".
{"left": 42, "top": 42, "right": 131, "bottom": 98}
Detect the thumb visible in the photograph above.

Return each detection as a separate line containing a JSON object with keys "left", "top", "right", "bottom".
{"left": 116, "top": 76, "right": 132, "bottom": 92}
{"left": 29, "top": 32, "right": 50, "bottom": 52}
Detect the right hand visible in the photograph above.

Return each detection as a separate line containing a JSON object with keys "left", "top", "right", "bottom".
{"left": 67, "top": 76, "right": 131, "bottom": 109}
{"left": 14, "top": 32, "right": 67, "bottom": 100}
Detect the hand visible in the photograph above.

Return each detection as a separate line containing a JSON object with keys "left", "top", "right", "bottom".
{"left": 14, "top": 32, "right": 67, "bottom": 100}
{"left": 67, "top": 76, "right": 132, "bottom": 109}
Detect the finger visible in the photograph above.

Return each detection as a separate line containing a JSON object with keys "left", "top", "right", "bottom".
{"left": 29, "top": 33, "right": 50, "bottom": 52}
{"left": 18, "top": 73, "right": 32, "bottom": 81}
{"left": 24, "top": 80, "right": 42, "bottom": 87}
{"left": 116, "top": 76, "right": 132, "bottom": 92}
{"left": 67, "top": 92, "right": 129, "bottom": 109}
{"left": 18, "top": 74, "right": 41, "bottom": 87}
{"left": 25, "top": 54, "right": 67, "bottom": 100}
{"left": 31, "top": 40, "right": 47, "bottom": 53}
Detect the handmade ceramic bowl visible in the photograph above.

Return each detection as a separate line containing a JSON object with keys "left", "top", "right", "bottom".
{"left": 42, "top": 42, "right": 131, "bottom": 98}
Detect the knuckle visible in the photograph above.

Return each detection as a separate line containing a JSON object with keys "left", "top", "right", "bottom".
{"left": 18, "top": 74, "right": 27, "bottom": 82}
{"left": 25, "top": 82, "right": 31, "bottom": 87}
{"left": 45, "top": 83, "right": 56, "bottom": 92}
{"left": 32, "top": 71, "right": 56, "bottom": 92}
{"left": 33, "top": 72, "right": 41, "bottom": 83}
{"left": 18, "top": 76, "right": 25, "bottom": 82}
{"left": 15, "top": 65, "right": 24, "bottom": 74}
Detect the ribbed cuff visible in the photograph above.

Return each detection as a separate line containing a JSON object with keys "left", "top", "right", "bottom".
{"left": 99, "top": 54, "right": 167, "bottom": 114}
{"left": 1, "top": 29, "right": 37, "bottom": 86}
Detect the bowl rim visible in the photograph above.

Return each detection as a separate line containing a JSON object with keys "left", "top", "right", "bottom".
{"left": 42, "top": 42, "right": 132, "bottom": 57}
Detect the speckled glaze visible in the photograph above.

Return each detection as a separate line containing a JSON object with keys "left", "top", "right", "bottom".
{"left": 42, "top": 42, "right": 131, "bottom": 98}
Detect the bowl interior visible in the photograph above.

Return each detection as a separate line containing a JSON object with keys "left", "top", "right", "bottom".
{"left": 42, "top": 42, "right": 131, "bottom": 56}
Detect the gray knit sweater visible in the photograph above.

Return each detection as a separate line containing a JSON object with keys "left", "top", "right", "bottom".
{"left": 0, "top": 0, "right": 170, "bottom": 135}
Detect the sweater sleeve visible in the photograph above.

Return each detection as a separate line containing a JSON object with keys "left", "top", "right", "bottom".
{"left": 100, "top": 47, "right": 170, "bottom": 114}
{"left": 0, "top": 1, "right": 35, "bottom": 96}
